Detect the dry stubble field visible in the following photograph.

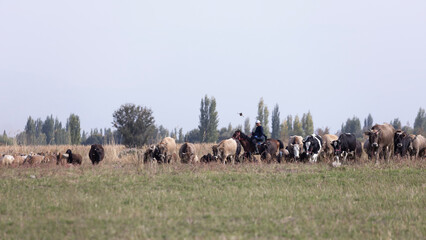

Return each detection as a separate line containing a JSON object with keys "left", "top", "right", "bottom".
{"left": 0, "top": 144, "right": 425, "bottom": 239}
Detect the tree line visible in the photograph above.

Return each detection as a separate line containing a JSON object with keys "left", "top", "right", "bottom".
{"left": 1, "top": 97, "right": 425, "bottom": 147}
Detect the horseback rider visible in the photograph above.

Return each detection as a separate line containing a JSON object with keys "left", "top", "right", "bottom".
{"left": 251, "top": 120, "right": 266, "bottom": 154}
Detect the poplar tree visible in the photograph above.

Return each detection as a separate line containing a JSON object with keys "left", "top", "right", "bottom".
{"left": 414, "top": 108, "right": 425, "bottom": 135}
{"left": 256, "top": 97, "right": 270, "bottom": 136}
{"left": 341, "top": 116, "right": 362, "bottom": 138}
{"left": 178, "top": 128, "right": 184, "bottom": 143}
{"left": 42, "top": 115, "right": 55, "bottom": 144}
{"left": 363, "top": 113, "right": 374, "bottom": 131}
{"left": 271, "top": 104, "right": 280, "bottom": 139}
{"left": 35, "top": 118, "right": 46, "bottom": 145}
{"left": 293, "top": 115, "right": 304, "bottom": 136}
{"left": 390, "top": 118, "right": 402, "bottom": 130}
{"left": 244, "top": 117, "right": 251, "bottom": 135}
{"left": 304, "top": 111, "right": 314, "bottom": 135}
{"left": 263, "top": 106, "right": 270, "bottom": 137}
{"left": 198, "top": 95, "right": 219, "bottom": 143}
{"left": 67, "top": 114, "right": 81, "bottom": 145}
{"left": 25, "top": 116, "right": 36, "bottom": 145}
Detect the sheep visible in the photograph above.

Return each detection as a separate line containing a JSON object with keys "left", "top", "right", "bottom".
{"left": 23, "top": 154, "right": 45, "bottom": 165}
{"left": 56, "top": 153, "right": 69, "bottom": 165}
{"left": 1, "top": 155, "right": 15, "bottom": 166}
{"left": 65, "top": 149, "right": 82, "bottom": 165}
{"left": 12, "top": 154, "right": 27, "bottom": 165}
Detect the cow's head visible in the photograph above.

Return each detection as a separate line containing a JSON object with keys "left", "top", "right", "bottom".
{"left": 288, "top": 142, "right": 301, "bottom": 159}
{"left": 364, "top": 130, "right": 380, "bottom": 150}
{"left": 303, "top": 136, "right": 313, "bottom": 155}
{"left": 152, "top": 144, "right": 166, "bottom": 162}
{"left": 331, "top": 140, "right": 342, "bottom": 155}
{"left": 293, "top": 144, "right": 301, "bottom": 159}
{"left": 212, "top": 145, "right": 219, "bottom": 160}
{"left": 90, "top": 145, "right": 103, "bottom": 159}
{"left": 394, "top": 131, "right": 406, "bottom": 149}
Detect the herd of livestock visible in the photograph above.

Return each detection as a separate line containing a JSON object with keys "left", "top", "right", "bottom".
{"left": 1, "top": 123, "right": 425, "bottom": 167}
{"left": 0, "top": 144, "right": 105, "bottom": 166}
{"left": 143, "top": 123, "right": 425, "bottom": 165}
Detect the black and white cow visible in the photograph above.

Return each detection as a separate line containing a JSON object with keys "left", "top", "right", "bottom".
{"left": 303, "top": 134, "right": 323, "bottom": 162}
{"left": 394, "top": 131, "right": 413, "bottom": 158}
{"left": 331, "top": 133, "right": 357, "bottom": 164}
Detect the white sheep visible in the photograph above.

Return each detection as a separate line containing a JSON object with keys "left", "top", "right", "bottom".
{"left": 1, "top": 155, "right": 15, "bottom": 166}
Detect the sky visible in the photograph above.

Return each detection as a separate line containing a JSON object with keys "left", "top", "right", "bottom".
{"left": 0, "top": 0, "right": 425, "bottom": 136}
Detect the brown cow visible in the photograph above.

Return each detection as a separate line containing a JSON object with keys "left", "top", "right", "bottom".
{"left": 288, "top": 135, "right": 304, "bottom": 161}
{"left": 179, "top": 142, "right": 199, "bottom": 163}
{"left": 214, "top": 138, "right": 239, "bottom": 164}
{"left": 411, "top": 135, "right": 426, "bottom": 159}
{"left": 364, "top": 123, "right": 395, "bottom": 163}
{"left": 156, "top": 137, "right": 177, "bottom": 163}
{"left": 143, "top": 145, "right": 157, "bottom": 163}
{"left": 321, "top": 134, "right": 338, "bottom": 160}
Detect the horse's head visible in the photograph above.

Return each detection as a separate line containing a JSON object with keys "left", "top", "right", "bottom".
{"left": 232, "top": 130, "right": 241, "bottom": 140}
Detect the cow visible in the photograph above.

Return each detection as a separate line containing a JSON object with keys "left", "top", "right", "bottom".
{"left": 143, "top": 145, "right": 157, "bottom": 163}
{"left": 156, "top": 137, "right": 177, "bottom": 164}
{"left": 303, "top": 134, "right": 323, "bottom": 163}
{"left": 65, "top": 149, "right": 82, "bottom": 165}
{"left": 179, "top": 142, "right": 199, "bottom": 163}
{"left": 287, "top": 135, "right": 304, "bottom": 161}
{"left": 89, "top": 144, "right": 105, "bottom": 165}
{"left": 212, "top": 139, "right": 242, "bottom": 163}
{"left": 321, "top": 134, "right": 338, "bottom": 160}
{"left": 411, "top": 135, "right": 426, "bottom": 159}
{"left": 393, "top": 131, "right": 413, "bottom": 158}
{"left": 259, "top": 139, "right": 284, "bottom": 163}
{"left": 331, "top": 133, "right": 357, "bottom": 164}
{"left": 364, "top": 123, "right": 395, "bottom": 163}
{"left": 213, "top": 138, "right": 239, "bottom": 164}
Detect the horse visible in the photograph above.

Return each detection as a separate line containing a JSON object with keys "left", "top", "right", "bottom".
{"left": 232, "top": 130, "right": 284, "bottom": 163}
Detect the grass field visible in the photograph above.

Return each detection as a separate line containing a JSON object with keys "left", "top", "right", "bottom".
{"left": 0, "top": 145, "right": 425, "bottom": 239}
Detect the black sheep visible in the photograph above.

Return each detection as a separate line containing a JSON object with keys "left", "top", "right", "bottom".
{"left": 65, "top": 149, "right": 82, "bottom": 165}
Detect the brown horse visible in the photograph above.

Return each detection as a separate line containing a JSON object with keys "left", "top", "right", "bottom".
{"left": 232, "top": 130, "right": 284, "bottom": 163}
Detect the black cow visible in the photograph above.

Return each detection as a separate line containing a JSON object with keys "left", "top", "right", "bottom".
{"left": 331, "top": 133, "right": 358, "bottom": 163}
{"left": 303, "top": 134, "right": 323, "bottom": 162}
{"left": 89, "top": 144, "right": 105, "bottom": 165}
{"left": 394, "top": 131, "right": 413, "bottom": 158}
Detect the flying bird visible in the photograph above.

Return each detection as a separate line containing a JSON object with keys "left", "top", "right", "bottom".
{"left": 238, "top": 113, "right": 244, "bottom": 117}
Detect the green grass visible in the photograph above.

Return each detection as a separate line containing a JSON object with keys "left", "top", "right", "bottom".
{"left": 0, "top": 162, "right": 425, "bottom": 239}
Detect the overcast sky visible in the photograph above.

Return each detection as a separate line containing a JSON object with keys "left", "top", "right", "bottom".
{"left": 1, "top": 0, "right": 425, "bottom": 136}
